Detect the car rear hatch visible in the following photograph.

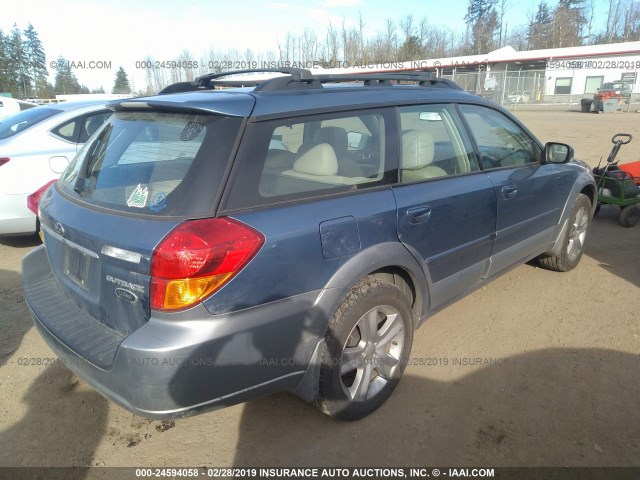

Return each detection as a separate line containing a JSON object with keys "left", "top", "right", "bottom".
{"left": 33, "top": 97, "right": 251, "bottom": 367}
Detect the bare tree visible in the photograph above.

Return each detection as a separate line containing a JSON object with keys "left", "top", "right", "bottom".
{"left": 498, "top": 0, "right": 508, "bottom": 47}
{"left": 299, "top": 29, "right": 318, "bottom": 62}
{"left": 621, "top": 0, "right": 640, "bottom": 41}
{"left": 584, "top": 0, "right": 597, "bottom": 43}
{"left": 384, "top": 19, "right": 398, "bottom": 61}
{"left": 606, "top": 0, "right": 623, "bottom": 41}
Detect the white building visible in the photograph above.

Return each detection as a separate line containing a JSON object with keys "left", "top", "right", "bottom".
{"left": 339, "top": 41, "right": 640, "bottom": 104}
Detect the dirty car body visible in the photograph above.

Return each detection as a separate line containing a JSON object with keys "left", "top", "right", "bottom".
{"left": 23, "top": 69, "right": 596, "bottom": 420}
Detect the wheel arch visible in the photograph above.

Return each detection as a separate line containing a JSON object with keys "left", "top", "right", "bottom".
{"left": 544, "top": 174, "right": 596, "bottom": 257}
{"left": 580, "top": 183, "right": 597, "bottom": 209}
{"left": 291, "top": 242, "right": 429, "bottom": 402}
{"left": 320, "top": 242, "right": 429, "bottom": 327}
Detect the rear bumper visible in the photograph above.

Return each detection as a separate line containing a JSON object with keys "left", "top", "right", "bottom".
{"left": 0, "top": 192, "right": 36, "bottom": 235}
{"left": 23, "top": 246, "right": 327, "bottom": 419}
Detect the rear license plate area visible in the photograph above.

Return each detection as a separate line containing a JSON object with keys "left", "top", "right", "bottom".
{"left": 64, "top": 246, "right": 92, "bottom": 290}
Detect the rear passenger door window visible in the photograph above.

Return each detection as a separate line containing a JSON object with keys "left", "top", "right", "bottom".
{"left": 398, "top": 104, "right": 479, "bottom": 182}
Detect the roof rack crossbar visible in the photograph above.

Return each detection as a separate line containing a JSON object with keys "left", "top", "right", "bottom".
{"left": 194, "top": 68, "right": 314, "bottom": 85}
{"left": 158, "top": 68, "right": 315, "bottom": 94}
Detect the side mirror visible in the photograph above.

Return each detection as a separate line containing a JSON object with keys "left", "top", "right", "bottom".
{"left": 544, "top": 142, "right": 574, "bottom": 164}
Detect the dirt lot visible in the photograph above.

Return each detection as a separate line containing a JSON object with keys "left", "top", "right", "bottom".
{"left": 1, "top": 111, "right": 639, "bottom": 473}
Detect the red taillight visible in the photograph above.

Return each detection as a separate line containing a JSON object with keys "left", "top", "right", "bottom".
{"left": 0, "top": 158, "right": 9, "bottom": 168}
{"left": 150, "top": 218, "right": 264, "bottom": 311}
{"left": 27, "top": 179, "right": 56, "bottom": 215}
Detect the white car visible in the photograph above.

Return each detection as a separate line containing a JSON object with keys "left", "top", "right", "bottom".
{"left": 0, "top": 101, "right": 111, "bottom": 235}
{"left": 0, "top": 97, "right": 37, "bottom": 119}
{"left": 507, "top": 91, "right": 531, "bottom": 103}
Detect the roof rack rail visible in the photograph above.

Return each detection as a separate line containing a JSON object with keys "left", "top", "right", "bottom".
{"left": 158, "top": 68, "right": 462, "bottom": 94}
{"left": 313, "top": 72, "right": 462, "bottom": 89}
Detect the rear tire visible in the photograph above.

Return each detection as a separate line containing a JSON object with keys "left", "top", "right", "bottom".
{"left": 619, "top": 205, "right": 640, "bottom": 228}
{"left": 317, "top": 277, "right": 414, "bottom": 420}
{"left": 538, "top": 193, "right": 592, "bottom": 272}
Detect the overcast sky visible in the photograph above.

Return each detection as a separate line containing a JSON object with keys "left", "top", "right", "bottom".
{"left": 3, "top": 0, "right": 608, "bottom": 91}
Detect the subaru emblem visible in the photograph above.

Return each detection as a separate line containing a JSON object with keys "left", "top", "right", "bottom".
{"left": 54, "top": 222, "right": 65, "bottom": 236}
{"left": 115, "top": 288, "right": 138, "bottom": 303}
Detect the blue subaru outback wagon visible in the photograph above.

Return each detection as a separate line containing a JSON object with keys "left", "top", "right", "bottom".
{"left": 23, "top": 69, "right": 596, "bottom": 420}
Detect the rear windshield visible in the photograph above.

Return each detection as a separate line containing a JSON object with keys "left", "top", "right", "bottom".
{"left": 58, "top": 110, "right": 243, "bottom": 217}
{"left": 0, "top": 106, "right": 62, "bottom": 140}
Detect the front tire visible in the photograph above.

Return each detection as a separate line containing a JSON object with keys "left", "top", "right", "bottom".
{"left": 317, "top": 277, "right": 414, "bottom": 420}
{"left": 538, "top": 193, "right": 592, "bottom": 272}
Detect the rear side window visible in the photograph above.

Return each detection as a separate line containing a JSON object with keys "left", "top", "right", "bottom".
{"left": 58, "top": 111, "right": 243, "bottom": 217}
{"left": 224, "top": 109, "right": 396, "bottom": 211}
{"left": 0, "top": 107, "right": 62, "bottom": 140}
{"left": 51, "top": 116, "right": 81, "bottom": 142}
{"left": 51, "top": 110, "right": 110, "bottom": 143}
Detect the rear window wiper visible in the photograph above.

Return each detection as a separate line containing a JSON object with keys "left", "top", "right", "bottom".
{"left": 74, "top": 125, "right": 112, "bottom": 194}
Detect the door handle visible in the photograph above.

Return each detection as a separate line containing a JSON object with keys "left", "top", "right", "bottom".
{"left": 502, "top": 185, "right": 518, "bottom": 199}
{"left": 407, "top": 206, "right": 432, "bottom": 224}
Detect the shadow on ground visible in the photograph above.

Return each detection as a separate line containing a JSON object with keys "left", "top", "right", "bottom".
{"left": 0, "top": 261, "right": 109, "bottom": 479}
{"left": 588, "top": 204, "right": 640, "bottom": 287}
{"left": 0, "top": 234, "right": 41, "bottom": 249}
{"left": 232, "top": 348, "right": 639, "bottom": 467}
{"left": 0, "top": 269, "right": 33, "bottom": 367}
{"left": 0, "top": 362, "right": 109, "bottom": 477}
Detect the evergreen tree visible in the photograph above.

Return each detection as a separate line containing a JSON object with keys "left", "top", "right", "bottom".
{"left": 465, "top": 0, "right": 499, "bottom": 54}
{"left": 23, "top": 23, "right": 48, "bottom": 97}
{"left": 529, "top": 2, "right": 554, "bottom": 49}
{"left": 554, "top": 0, "right": 587, "bottom": 46}
{"left": 54, "top": 55, "right": 81, "bottom": 94}
{"left": 398, "top": 35, "right": 423, "bottom": 60}
{"left": 91, "top": 86, "right": 106, "bottom": 94}
{"left": 112, "top": 67, "right": 131, "bottom": 94}
{"left": 7, "top": 24, "right": 29, "bottom": 97}
{"left": 35, "top": 79, "right": 55, "bottom": 99}
{"left": 0, "top": 29, "right": 9, "bottom": 94}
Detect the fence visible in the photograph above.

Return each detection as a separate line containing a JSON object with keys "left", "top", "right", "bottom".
{"left": 439, "top": 69, "right": 550, "bottom": 107}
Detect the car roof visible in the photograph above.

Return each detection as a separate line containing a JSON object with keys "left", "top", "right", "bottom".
{"left": 109, "top": 73, "right": 483, "bottom": 120}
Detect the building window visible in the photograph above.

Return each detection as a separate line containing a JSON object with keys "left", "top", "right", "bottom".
{"left": 554, "top": 77, "right": 572, "bottom": 94}
{"left": 585, "top": 76, "right": 604, "bottom": 94}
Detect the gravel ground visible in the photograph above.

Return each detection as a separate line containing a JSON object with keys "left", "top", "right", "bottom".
{"left": 0, "top": 110, "right": 638, "bottom": 474}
